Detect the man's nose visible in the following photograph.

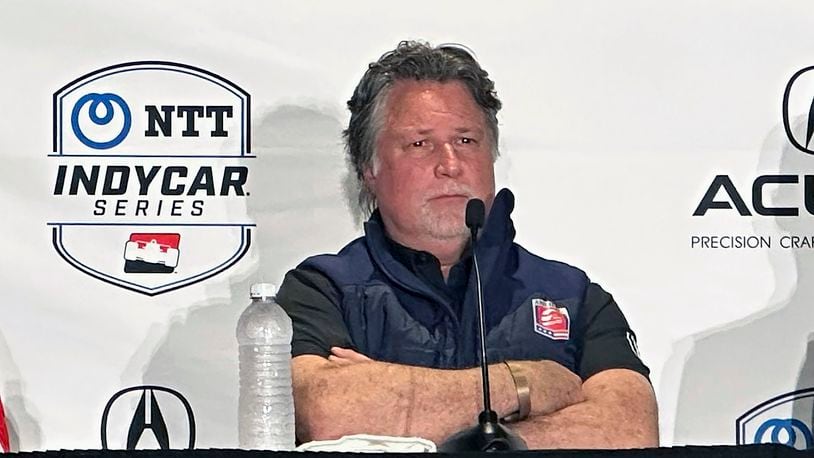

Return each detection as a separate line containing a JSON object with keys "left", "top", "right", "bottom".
{"left": 434, "top": 142, "right": 462, "bottom": 178}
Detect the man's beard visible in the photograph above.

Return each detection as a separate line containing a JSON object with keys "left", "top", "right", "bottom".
{"left": 417, "top": 204, "right": 470, "bottom": 241}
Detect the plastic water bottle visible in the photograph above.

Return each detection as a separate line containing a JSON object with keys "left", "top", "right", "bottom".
{"left": 237, "top": 283, "right": 295, "bottom": 450}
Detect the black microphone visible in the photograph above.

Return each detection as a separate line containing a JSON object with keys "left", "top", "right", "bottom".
{"left": 439, "top": 199, "right": 527, "bottom": 452}
{"left": 465, "top": 198, "right": 485, "bottom": 233}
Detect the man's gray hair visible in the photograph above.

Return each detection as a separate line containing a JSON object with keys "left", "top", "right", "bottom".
{"left": 343, "top": 40, "right": 503, "bottom": 217}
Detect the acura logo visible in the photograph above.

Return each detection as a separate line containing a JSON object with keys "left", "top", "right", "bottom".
{"left": 783, "top": 66, "right": 814, "bottom": 155}
{"left": 101, "top": 385, "right": 196, "bottom": 450}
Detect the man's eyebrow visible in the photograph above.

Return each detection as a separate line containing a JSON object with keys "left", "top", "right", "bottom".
{"left": 456, "top": 126, "right": 489, "bottom": 136}
{"left": 398, "top": 126, "right": 484, "bottom": 136}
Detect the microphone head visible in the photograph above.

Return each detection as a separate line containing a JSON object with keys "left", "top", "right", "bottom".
{"left": 465, "top": 198, "right": 486, "bottom": 230}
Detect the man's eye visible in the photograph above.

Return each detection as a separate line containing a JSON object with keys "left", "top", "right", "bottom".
{"left": 411, "top": 140, "right": 425, "bottom": 147}
{"left": 460, "top": 137, "right": 475, "bottom": 144}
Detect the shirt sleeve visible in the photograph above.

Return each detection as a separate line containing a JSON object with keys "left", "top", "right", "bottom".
{"left": 576, "top": 282, "right": 650, "bottom": 382}
{"left": 276, "top": 266, "right": 355, "bottom": 358}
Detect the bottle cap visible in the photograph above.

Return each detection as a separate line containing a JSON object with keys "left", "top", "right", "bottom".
{"left": 250, "top": 283, "right": 277, "bottom": 299}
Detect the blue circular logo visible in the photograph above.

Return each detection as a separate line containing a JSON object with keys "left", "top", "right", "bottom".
{"left": 755, "top": 418, "right": 813, "bottom": 449}
{"left": 71, "top": 93, "right": 131, "bottom": 149}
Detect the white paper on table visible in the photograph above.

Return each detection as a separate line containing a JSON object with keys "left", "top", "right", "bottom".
{"left": 296, "top": 434, "right": 437, "bottom": 452}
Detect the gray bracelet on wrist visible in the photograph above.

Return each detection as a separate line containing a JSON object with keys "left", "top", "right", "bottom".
{"left": 502, "top": 361, "right": 531, "bottom": 423}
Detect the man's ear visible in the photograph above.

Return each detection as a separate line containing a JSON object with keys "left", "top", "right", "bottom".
{"left": 363, "top": 167, "right": 376, "bottom": 193}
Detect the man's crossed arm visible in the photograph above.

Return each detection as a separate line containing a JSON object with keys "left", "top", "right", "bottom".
{"left": 291, "top": 347, "right": 658, "bottom": 449}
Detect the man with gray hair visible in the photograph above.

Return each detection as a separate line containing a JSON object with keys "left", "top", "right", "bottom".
{"left": 277, "top": 40, "right": 658, "bottom": 449}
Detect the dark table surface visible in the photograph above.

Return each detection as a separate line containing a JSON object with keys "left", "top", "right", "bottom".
{"left": 4, "top": 445, "right": 809, "bottom": 458}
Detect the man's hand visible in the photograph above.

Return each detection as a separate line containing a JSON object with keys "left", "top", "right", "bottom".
{"left": 508, "top": 359, "right": 585, "bottom": 417}
{"left": 328, "top": 347, "right": 372, "bottom": 366}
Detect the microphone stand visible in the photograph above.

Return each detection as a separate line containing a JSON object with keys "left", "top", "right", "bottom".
{"left": 438, "top": 199, "right": 527, "bottom": 452}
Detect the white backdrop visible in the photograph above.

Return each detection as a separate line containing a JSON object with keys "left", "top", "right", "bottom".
{"left": 2, "top": 0, "right": 814, "bottom": 450}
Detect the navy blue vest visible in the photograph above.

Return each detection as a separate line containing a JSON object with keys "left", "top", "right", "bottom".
{"left": 301, "top": 189, "right": 590, "bottom": 370}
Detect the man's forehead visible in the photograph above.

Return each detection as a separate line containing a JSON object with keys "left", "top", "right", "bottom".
{"left": 386, "top": 79, "right": 473, "bottom": 103}
{"left": 382, "top": 79, "right": 487, "bottom": 130}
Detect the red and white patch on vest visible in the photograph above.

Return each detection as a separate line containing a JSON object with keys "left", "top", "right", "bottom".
{"left": 532, "top": 298, "right": 570, "bottom": 340}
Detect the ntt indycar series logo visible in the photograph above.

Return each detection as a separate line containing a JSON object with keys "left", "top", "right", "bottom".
{"left": 48, "top": 62, "right": 254, "bottom": 296}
